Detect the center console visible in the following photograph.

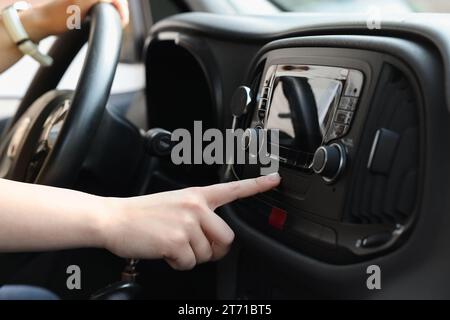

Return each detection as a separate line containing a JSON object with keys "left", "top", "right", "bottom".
{"left": 228, "top": 44, "right": 423, "bottom": 264}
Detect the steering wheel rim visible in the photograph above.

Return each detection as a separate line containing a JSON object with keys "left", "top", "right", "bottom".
{"left": 0, "top": 3, "right": 123, "bottom": 188}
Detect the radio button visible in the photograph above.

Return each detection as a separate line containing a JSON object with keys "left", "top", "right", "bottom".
{"left": 334, "top": 110, "right": 353, "bottom": 125}
{"left": 339, "top": 97, "right": 358, "bottom": 111}
{"left": 328, "top": 123, "right": 349, "bottom": 140}
{"left": 258, "top": 98, "right": 268, "bottom": 121}
{"left": 258, "top": 108, "right": 267, "bottom": 121}
{"left": 268, "top": 207, "right": 287, "bottom": 230}
{"left": 259, "top": 97, "right": 268, "bottom": 107}
{"left": 262, "top": 86, "right": 270, "bottom": 99}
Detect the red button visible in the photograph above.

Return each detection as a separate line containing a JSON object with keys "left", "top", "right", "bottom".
{"left": 268, "top": 207, "right": 287, "bottom": 230}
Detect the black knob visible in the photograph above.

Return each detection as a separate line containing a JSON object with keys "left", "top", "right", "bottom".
{"left": 241, "top": 126, "right": 265, "bottom": 152}
{"left": 312, "top": 143, "right": 346, "bottom": 183}
{"left": 144, "top": 128, "right": 173, "bottom": 157}
{"left": 231, "top": 86, "right": 252, "bottom": 118}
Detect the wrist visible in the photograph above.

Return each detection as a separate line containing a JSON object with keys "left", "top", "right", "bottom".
{"left": 20, "top": 6, "right": 52, "bottom": 42}
{"left": 93, "top": 196, "right": 124, "bottom": 251}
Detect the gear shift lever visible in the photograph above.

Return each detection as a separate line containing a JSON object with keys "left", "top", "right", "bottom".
{"left": 90, "top": 280, "right": 141, "bottom": 300}
{"left": 90, "top": 259, "right": 141, "bottom": 300}
{"left": 122, "top": 259, "right": 139, "bottom": 282}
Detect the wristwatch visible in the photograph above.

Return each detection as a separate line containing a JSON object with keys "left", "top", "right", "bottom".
{"left": 2, "top": 1, "right": 53, "bottom": 66}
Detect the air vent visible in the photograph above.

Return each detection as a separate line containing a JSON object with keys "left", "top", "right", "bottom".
{"left": 346, "top": 64, "right": 421, "bottom": 226}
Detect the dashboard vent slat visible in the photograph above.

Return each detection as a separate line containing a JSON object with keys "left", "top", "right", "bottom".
{"left": 346, "top": 64, "right": 420, "bottom": 226}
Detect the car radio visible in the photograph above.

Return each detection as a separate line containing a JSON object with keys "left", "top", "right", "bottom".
{"left": 227, "top": 46, "right": 422, "bottom": 264}
{"left": 257, "top": 65, "right": 364, "bottom": 142}
{"left": 231, "top": 63, "right": 367, "bottom": 220}
{"left": 245, "top": 64, "right": 364, "bottom": 182}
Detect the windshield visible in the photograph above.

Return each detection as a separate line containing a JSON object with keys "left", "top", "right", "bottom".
{"left": 270, "top": 0, "right": 450, "bottom": 13}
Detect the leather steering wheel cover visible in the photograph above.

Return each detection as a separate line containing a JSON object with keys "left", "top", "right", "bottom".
{"left": 35, "top": 3, "right": 123, "bottom": 187}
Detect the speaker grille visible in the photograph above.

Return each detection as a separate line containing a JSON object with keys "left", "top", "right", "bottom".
{"left": 346, "top": 64, "right": 420, "bottom": 226}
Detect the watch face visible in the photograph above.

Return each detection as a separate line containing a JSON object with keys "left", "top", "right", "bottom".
{"left": 12, "top": 1, "right": 32, "bottom": 11}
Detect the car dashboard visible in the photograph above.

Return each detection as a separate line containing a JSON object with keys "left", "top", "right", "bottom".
{"left": 144, "top": 12, "right": 450, "bottom": 299}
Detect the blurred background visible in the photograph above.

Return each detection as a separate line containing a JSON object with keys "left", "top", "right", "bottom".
{"left": 1, "top": 0, "right": 449, "bottom": 120}
{"left": 270, "top": 0, "right": 450, "bottom": 12}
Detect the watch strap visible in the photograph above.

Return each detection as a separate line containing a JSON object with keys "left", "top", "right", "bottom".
{"left": 2, "top": 3, "right": 53, "bottom": 66}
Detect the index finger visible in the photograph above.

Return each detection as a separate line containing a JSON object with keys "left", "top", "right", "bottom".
{"left": 201, "top": 173, "right": 281, "bottom": 209}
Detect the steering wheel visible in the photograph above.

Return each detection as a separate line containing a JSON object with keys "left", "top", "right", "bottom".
{"left": 0, "top": 3, "right": 122, "bottom": 188}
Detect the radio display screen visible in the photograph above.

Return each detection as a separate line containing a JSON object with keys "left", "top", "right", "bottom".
{"left": 266, "top": 76, "right": 343, "bottom": 154}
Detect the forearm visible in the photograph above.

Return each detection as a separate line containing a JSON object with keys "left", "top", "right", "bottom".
{"left": 0, "top": 178, "right": 108, "bottom": 252}
{"left": 0, "top": 7, "right": 50, "bottom": 73}
{"left": 0, "top": 172, "right": 279, "bottom": 269}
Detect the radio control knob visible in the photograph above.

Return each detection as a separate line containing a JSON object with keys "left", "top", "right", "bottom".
{"left": 312, "top": 143, "right": 346, "bottom": 183}
{"left": 241, "top": 126, "right": 265, "bottom": 153}
{"left": 231, "top": 86, "right": 252, "bottom": 118}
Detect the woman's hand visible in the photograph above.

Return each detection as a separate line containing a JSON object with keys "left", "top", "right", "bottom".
{"left": 0, "top": 174, "right": 280, "bottom": 270}
{"left": 101, "top": 174, "right": 281, "bottom": 271}
{"left": 0, "top": 0, "right": 128, "bottom": 72}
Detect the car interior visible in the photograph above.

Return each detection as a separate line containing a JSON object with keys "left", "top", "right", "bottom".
{"left": 1, "top": 0, "right": 450, "bottom": 300}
